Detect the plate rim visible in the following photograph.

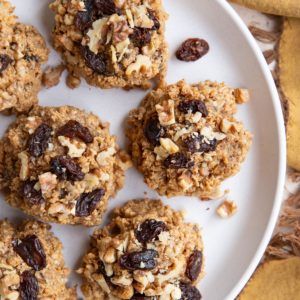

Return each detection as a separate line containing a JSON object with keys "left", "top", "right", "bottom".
{"left": 216, "top": 1, "right": 286, "bottom": 299}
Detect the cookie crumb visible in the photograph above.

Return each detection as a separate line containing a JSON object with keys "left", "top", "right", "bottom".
{"left": 216, "top": 200, "right": 237, "bottom": 218}
{"left": 42, "top": 64, "right": 65, "bottom": 88}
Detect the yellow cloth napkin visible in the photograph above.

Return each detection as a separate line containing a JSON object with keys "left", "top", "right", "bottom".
{"left": 231, "top": 0, "right": 300, "bottom": 18}
{"left": 279, "top": 18, "right": 300, "bottom": 171}
{"left": 239, "top": 257, "right": 300, "bottom": 299}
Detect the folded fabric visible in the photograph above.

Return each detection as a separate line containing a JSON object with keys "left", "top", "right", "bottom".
{"left": 279, "top": 18, "right": 300, "bottom": 171}
{"left": 231, "top": 0, "right": 300, "bottom": 18}
{"left": 239, "top": 257, "right": 300, "bottom": 299}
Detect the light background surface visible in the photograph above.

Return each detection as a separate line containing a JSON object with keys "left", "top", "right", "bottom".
{"left": 0, "top": 1, "right": 285, "bottom": 299}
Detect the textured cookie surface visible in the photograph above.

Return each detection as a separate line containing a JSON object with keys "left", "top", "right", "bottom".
{"left": 0, "top": 220, "right": 76, "bottom": 299}
{"left": 0, "top": 105, "right": 131, "bottom": 226}
{"left": 0, "top": 0, "right": 49, "bottom": 113}
{"left": 50, "top": 0, "right": 168, "bottom": 89}
{"left": 78, "top": 199, "right": 204, "bottom": 299}
{"left": 127, "top": 80, "right": 252, "bottom": 198}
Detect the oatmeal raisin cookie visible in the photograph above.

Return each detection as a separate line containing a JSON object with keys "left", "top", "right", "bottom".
{"left": 0, "top": 220, "right": 76, "bottom": 299}
{"left": 0, "top": 105, "right": 131, "bottom": 226}
{"left": 50, "top": 0, "right": 168, "bottom": 89}
{"left": 0, "top": 0, "right": 49, "bottom": 113}
{"left": 78, "top": 199, "right": 204, "bottom": 299}
{"left": 126, "top": 80, "right": 252, "bottom": 198}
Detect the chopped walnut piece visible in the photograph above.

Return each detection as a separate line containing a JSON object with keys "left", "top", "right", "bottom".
{"left": 156, "top": 100, "right": 176, "bottom": 126}
{"left": 178, "top": 171, "right": 193, "bottom": 191}
{"left": 220, "top": 119, "right": 242, "bottom": 133}
{"left": 38, "top": 172, "right": 58, "bottom": 195}
{"left": 109, "top": 17, "right": 133, "bottom": 44}
{"left": 216, "top": 200, "right": 237, "bottom": 218}
{"left": 93, "top": 274, "right": 111, "bottom": 293}
{"left": 25, "top": 117, "right": 42, "bottom": 134}
{"left": 58, "top": 135, "right": 87, "bottom": 158}
{"left": 234, "top": 88, "right": 250, "bottom": 104}
{"left": 96, "top": 147, "right": 116, "bottom": 166}
{"left": 185, "top": 111, "right": 202, "bottom": 123}
{"left": 160, "top": 138, "right": 179, "bottom": 154}
{"left": 84, "top": 173, "right": 100, "bottom": 191}
{"left": 132, "top": 5, "right": 154, "bottom": 29}
{"left": 154, "top": 145, "right": 169, "bottom": 160}
{"left": 42, "top": 64, "right": 65, "bottom": 89}
{"left": 126, "top": 55, "right": 152, "bottom": 75}
{"left": 126, "top": 9, "right": 134, "bottom": 28}
{"left": 87, "top": 18, "right": 109, "bottom": 54}
{"left": 18, "top": 152, "right": 29, "bottom": 181}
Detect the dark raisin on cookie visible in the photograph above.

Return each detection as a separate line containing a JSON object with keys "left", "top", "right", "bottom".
{"left": 184, "top": 135, "right": 217, "bottom": 153}
{"left": 51, "top": 155, "right": 84, "bottom": 182}
{"left": 56, "top": 120, "right": 93, "bottom": 143}
{"left": 80, "top": 46, "right": 109, "bottom": 75}
{"left": 119, "top": 249, "right": 158, "bottom": 271}
{"left": 144, "top": 116, "right": 165, "bottom": 146}
{"left": 74, "top": 0, "right": 96, "bottom": 31}
{"left": 179, "top": 282, "right": 202, "bottom": 300}
{"left": 19, "top": 270, "right": 39, "bottom": 300}
{"left": 75, "top": 188, "right": 105, "bottom": 217}
{"left": 28, "top": 123, "right": 52, "bottom": 158}
{"left": 178, "top": 100, "right": 208, "bottom": 117}
{"left": 0, "top": 54, "right": 13, "bottom": 74}
{"left": 13, "top": 235, "right": 47, "bottom": 271}
{"left": 135, "top": 219, "right": 168, "bottom": 244}
{"left": 148, "top": 9, "right": 160, "bottom": 31}
{"left": 176, "top": 38, "right": 209, "bottom": 62}
{"left": 185, "top": 250, "right": 203, "bottom": 282}
{"left": 22, "top": 180, "right": 45, "bottom": 206}
{"left": 24, "top": 54, "right": 39, "bottom": 62}
{"left": 130, "top": 28, "right": 152, "bottom": 48}
{"left": 94, "top": 0, "right": 117, "bottom": 16}
{"left": 164, "top": 153, "right": 194, "bottom": 169}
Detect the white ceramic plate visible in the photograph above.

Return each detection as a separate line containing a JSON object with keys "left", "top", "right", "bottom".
{"left": 0, "top": 0, "right": 286, "bottom": 299}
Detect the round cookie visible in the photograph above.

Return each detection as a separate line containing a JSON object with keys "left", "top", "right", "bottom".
{"left": 0, "top": 105, "right": 131, "bottom": 226}
{"left": 126, "top": 80, "right": 253, "bottom": 198}
{"left": 50, "top": 0, "right": 168, "bottom": 89}
{"left": 0, "top": 220, "right": 76, "bottom": 299}
{"left": 78, "top": 199, "right": 204, "bottom": 299}
{"left": 0, "top": 0, "right": 49, "bottom": 113}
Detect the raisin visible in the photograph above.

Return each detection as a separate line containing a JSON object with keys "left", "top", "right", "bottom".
{"left": 94, "top": 0, "right": 117, "bottom": 16}
{"left": 56, "top": 120, "right": 93, "bottom": 143}
{"left": 164, "top": 153, "right": 194, "bottom": 169}
{"left": 75, "top": 0, "right": 96, "bottom": 31}
{"left": 24, "top": 54, "right": 39, "bottom": 62}
{"left": 176, "top": 38, "right": 209, "bottom": 62}
{"left": 28, "top": 123, "right": 52, "bottom": 158}
{"left": 148, "top": 9, "right": 160, "bottom": 30}
{"left": 178, "top": 100, "right": 208, "bottom": 117}
{"left": 0, "top": 54, "right": 13, "bottom": 74}
{"left": 184, "top": 135, "right": 217, "bottom": 153}
{"left": 19, "top": 270, "right": 39, "bottom": 300}
{"left": 119, "top": 249, "right": 158, "bottom": 271}
{"left": 51, "top": 155, "right": 84, "bottom": 182}
{"left": 179, "top": 282, "right": 202, "bottom": 300}
{"left": 22, "top": 180, "right": 44, "bottom": 206}
{"left": 75, "top": 188, "right": 105, "bottom": 217}
{"left": 131, "top": 295, "right": 157, "bottom": 300}
{"left": 185, "top": 250, "right": 203, "bottom": 282}
{"left": 80, "top": 45, "right": 108, "bottom": 75}
{"left": 135, "top": 219, "right": 168, "bottom": 244}
{"left": 98, "top": 260, "right": 108, "bottom": 276}
{"left": 13, "top": 235, "right": 47, "bottom": 271}
{"left": 144, "top": 116, "right": 164, "bottom": 146}
{"left": 130, "top": 27, "right": 151, "bottom": 48}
